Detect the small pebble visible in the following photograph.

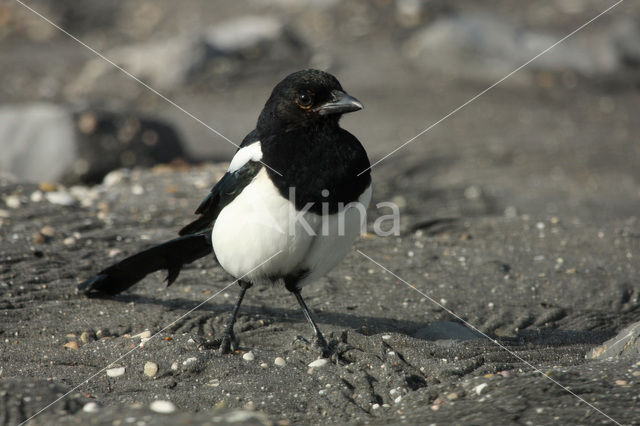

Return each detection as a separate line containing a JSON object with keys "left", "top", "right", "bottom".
{"left": 243, "top": 351, "right": 255, "bottom": 361}
{"left": 63, "top": 237, "right": 76, "bottom": 246}
{"left": 63, "top": 341, "right": 79, "bottom": 350}
{"left": 372, "top": 403, "right": 380, "bottom": 409}
{"left": 615, "top": 379, "right": 628, "bottom": 386}
{"left": 106, "top": 367, "right": 125, "bottom": 377}
{"left": 39, "top": 226, "right": 55, "bottom": 237}
{"left": 5, "top": 195, "right": 20, "bottom": 209}
{"left": 82, "top": 402, "right": 100, "bottom": 413}
{"left": 150, "top": 400, "right": 176, "bottom": 414}
{"left": 183, "top": 357, "right": 197, "bottom": 366}
{"left": 308, "top": 358, "right": 329, "bottom": 368}
{"left": 133, "top": 330, "right": 151, "bottom": 339}
{"left": 446, "top": 392, "right": 459, "bottom": 400}
{"left": 382, "top": 335, "right": 391, "bottom": 340}
{"left": 45, "top": 191, "right": 76, "bottom": 206}
{"left": 171, "top": 362, "right": 178, "bottom": 371}
{"left": 274, "top": 357, "right": 286, "bottom": 367}
{"left": 144, "top": 361, "right": 159, "bottom": 377}
{"left": 473, "top": 383, "right": 488, "bottom": 395}
{"left": 39, "top": 182, "right": 57, "bottom": 192}
{"left": 80, "top": 331, "right": 95, "bottom": 343}
{"left": 30, "top": 191, "right": 43, "bottom": 202}
{"left": 260, "top": 362, "right": 268, "bottom": 368}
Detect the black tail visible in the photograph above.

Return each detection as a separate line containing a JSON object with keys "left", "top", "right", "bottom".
{"left": 78, "top": 232, "right": 213, "bottom": 297}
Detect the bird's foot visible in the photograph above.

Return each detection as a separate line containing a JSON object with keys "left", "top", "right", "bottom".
{"left": 315, "top": 333, "right": 332, "bottom": 358}
{"left": 219, "top": 330, "right": 237, "bottom": 354}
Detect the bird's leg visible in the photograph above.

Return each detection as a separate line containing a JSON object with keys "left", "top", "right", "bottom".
{"left": 219, "top": 280, "right": 253, "bottom": 354}
{"left": 290, "top": 288, "right": 330, "bottom": 357}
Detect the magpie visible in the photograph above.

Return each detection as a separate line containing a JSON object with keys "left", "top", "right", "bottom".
{"left": 78, "top": 69, "right": 372, "bottom": 356}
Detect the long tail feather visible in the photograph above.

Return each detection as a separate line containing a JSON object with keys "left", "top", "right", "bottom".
{"left": 78, "top": 232, "right": 213, "bottom": 297}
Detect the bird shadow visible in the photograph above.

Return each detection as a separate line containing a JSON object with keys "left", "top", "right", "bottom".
{"left": 106, "top": 292, "right": 614, "bottom": 348}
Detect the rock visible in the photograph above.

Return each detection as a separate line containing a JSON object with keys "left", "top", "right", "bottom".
{"left": 588, "top": 321, "right": 640, "bottom": 360}
{"left": 242, "top": 351, "right": 255, "bottom": 361}
{"left": 0, "top": 104, "right": 186, "bottom": 185}
{"left": 106, "top": 367, "right": 125, "bottom": 378}
{"left": 80, "top": 331, "right": 96, "bottom": 343}
{"left": 68, "top": 16, "right": 307, "bottom": 98}
{"left": 5, "top": 195, "right": 21, "bottom": 209}
{"left": 82, "top": 402, "right": 100, "bottom": 413}
{"left": 40, "top": 226, "right": 55, "bottom": 237}
{"left": 414, "top": 321, "right": 484, "bottom": 342}
{"left": 144, "top": 361, "right": 159, "bottom": 377}
{"left": 132, "top": 330, "right": 152, "bottom": 339}
{"left": 44, "top": 191, "right": 76, "bottom": 206}
{"left": 0, "top": 104, "right": 75, "bottom": 183}
{"left": 70, "top": 34, "right": 207, "bottom": 94}
{"left": 474, "top": 383, "right": 488, "bottom": 395}
{"left": 308, "top": 358, "right": 329, "bottom": 368}
{"left": 274, "top": 357, "right": 286, "bottom": 366}
{"left": 404, "top": 13, "right": 621, "bottom": 84}
{"left": 149, "top": 400, "right": 176, "bottom": 414}
{"left": 63, "top": 341, "right": 79, "bottom": 350}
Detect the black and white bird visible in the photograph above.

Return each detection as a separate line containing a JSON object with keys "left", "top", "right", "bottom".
{"left": 79, "top": 69, "right": 372, "bottom": 356}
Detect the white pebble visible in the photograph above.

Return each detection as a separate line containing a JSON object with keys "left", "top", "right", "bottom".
{"left": 243, "top": 351, "right": 255, "bottom": 361}
{"left": 394, "top": 395, "right": 402, "bottom": 404}
{"left": 131, "top": 184, "right": 144, "bottom": 195}
{"left": 106, "top": 367, "right": 125, "bottom": 377}
{"left": 260, "top": 362, "right": 268, "bottom": 368}
{"left": 171, "top": 362, "right": 178, "bottom": 371}
{"left": 183, "top": 357, "right": 197, "bottom": 366}
{"left": 133, "top": 330, "right": 151, "bottom": 339}
{"left": 150, "top": 400, "right": 176, "bottom": 414}
{"left": 63, "top": 237, "right": 76, "bottom": 246}
{"left": 30, "top": 191, "right": 43, "bottom": 202}
{"left": 5, "top": 195, "right": 20, "bottom": 209}
{"left": 474, "top": 383, "right": 488, "bottom": 395}
{"left": 144, "top": 361, "right": 158, "bottom": 377}
{"left": 82, "top": 402, "right": 100, "bottom": 413}
{"left": 45, "top": 191, "right": 76, "bottom": 206}
{"left": 274, "top": 357, "right": 286, "bottom": 366}
{"left": 308, "top": 358, "right": 329, "bottom": 368}
{"left": 382, "top": 335, "right": 391, "bottom": 340}
{"left": 372, "top": 403, "right": 380, "bottom": 409}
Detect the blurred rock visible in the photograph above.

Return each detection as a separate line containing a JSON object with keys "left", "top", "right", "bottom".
{"left": 67, "top": 15, "right": 307, "bottom": 98}
{"left": 588, "top": 321, "right": 640, "bottom": 360}
{"left": 0, "top": 103, "right": 186, "bottom": 184}
{"left": 404, "top": 13, "right": 621, "bottom": 84}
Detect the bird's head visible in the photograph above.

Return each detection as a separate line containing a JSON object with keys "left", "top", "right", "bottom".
{"left": 257, "top": 69, "right": 363, "bottom": 135}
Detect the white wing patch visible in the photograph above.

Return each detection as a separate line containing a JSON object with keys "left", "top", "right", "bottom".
{"left": 228, "top": 142, "right": 263, "bottom": 173}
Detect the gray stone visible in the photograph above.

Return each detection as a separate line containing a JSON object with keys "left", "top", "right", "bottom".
{"left": 0, "top": 103, "right": 76, "bottom": 183}
{"left": 404, "top": 13, "right": 620, "bottom": 83}
{"left": 0, "top": 103, "right": 186, "bottom": 184}
{"left": 588, "top": 321, "right": 640, "bottom": 360}
{"left": 68, "top": 15, "right": 306, "bottom": 99}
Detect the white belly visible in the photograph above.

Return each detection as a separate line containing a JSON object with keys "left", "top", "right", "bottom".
{"left": 211, "top": 169, "right": 372, "bottom": 287}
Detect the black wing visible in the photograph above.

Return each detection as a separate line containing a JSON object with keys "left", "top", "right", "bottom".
{"left": 179, "top": 134, "right": 262, "bottom": 236}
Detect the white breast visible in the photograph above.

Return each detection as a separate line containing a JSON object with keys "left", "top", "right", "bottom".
{"left": 211, "top": 169, "right": 372, "bottom": 287}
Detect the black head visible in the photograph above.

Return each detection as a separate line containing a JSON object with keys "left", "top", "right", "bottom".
{"left": 257, "top": 69, "right": 363, "bottom": 135}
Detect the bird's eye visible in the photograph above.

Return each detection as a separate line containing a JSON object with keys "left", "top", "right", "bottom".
{"left": 296, "top": 93, "right": 313, "bottom": 109}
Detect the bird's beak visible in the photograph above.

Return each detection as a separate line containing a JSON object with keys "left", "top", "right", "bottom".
{"left": 317, "top": 90, "right": 363, "bottom": 115}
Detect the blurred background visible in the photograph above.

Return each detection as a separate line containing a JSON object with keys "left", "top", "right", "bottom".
{"left": 1, "top": 0, "right": 639, "bottom": 224}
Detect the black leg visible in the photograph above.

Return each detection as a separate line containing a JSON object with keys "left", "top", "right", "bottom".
{"left": 219, "top": 280, "right": 252, "bottom": 354}
{"left": 291, "top": 289, "right": 330, "bottom": 357}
